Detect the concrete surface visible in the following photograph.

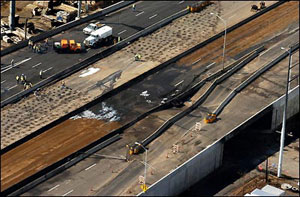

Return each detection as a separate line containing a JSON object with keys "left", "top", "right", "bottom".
{"left": 1, "top": 1, "right": 195, "bottom": 101}
{"left": 1, "top": 1, "right": 268, "bottom": 150}
{"left": 17, "top": 2, "right": 299, "bottom": 196}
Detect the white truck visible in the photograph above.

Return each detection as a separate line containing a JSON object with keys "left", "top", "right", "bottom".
{"left": 83, "top": 23, "right": 105, "bottom": 35}
{"left": 84, "top": 25, "right": 113, "bottom": 48}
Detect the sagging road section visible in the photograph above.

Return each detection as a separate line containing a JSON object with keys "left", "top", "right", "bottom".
{"left": 1, "top": 1, "right": 298, "bottom": 195}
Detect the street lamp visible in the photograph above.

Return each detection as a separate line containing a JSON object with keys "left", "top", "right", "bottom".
{"left": 135, "top": 142, "right": 148, "bottom": 192}
{"left": 277, "top": 46, "right": 292, "bottom": 177}
{"left": 210, "top": 12, "right": 227, "bottom": 71}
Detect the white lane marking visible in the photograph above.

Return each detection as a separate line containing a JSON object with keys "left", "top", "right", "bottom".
{"left": 32, "top": 62, "right": 42, "bottom": 68}
{"left": 259, "top": 46, "right": 275, "bottom": 57}
{"left": 62, "top": 190, "right": 73, "bottom": 196}
{"left": 135, "top": 11, "right": 144, "bottom": 16}
{"left": 43, "top": 67, "right": 53, "bottom": 72}
{"left": 149, "top": 14, "right": 157, "bottom": 19}
{"left": 206, "top": 62, "right": 216, "bottom": 68}
{"left": 7, "top": 85, "right": 18, "bottom": 91}
{"left": 192, "top": 58, "right": 202, "bottom": 65}
{"left": 178, "top": 1, "right": 184, "bottom": 4}
{"left": 1, "top": 58, "right": 32, "bottom": 73}
{"left": 86, "top": 48, "right": 91, "bottom": 51}
{"left": 118, "top": 30, "right": 127, "bottom": 35}
{"left": 85, "top": 163, "right": 96, "bottom": 171}
{"left": 174, "top": 80, "right": 184, "bottom": 87}
{"left": 1, "top": 80, "right": 6, "bottom": 84}
{"left": 48, "top": 184, "right": 60, "bottom": 192}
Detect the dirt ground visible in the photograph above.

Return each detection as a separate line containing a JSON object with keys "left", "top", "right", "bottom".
{"left": 1, "top": 1, "right": 298, "bottom": 193}
{"left": 1, "top": 118, "right": 120, "bottom": 192}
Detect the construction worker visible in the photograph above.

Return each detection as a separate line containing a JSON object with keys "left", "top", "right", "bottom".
{"left": 45, "top": 38, "right": 49, "bottom": 46}
{"left": 61, "top": 80, "right": 66, "bottom": 89}
{"left": 20, "top": 74, "right": 25, "bottom": 84}
{"left": 28, "top": 39, "right": 33, "bottom": 49}
{"left": 39, "top": 70, "right": 43, "bottom": 79}
{"left": 20, "top": 74, "right": 27, "bottom": 84}
{"left": 33, "top": 44, "right": 36, "bottom": 53}
{"left": 36, "top": 44, "right": 41, "bottom": 54}
{"left": 135, "top": 53, "right": 141, "bottom": 61}
{"left": 16, "top": 75, "right": 20, "bottom": 84}
{"left": 11, "top": 59, "right": 14, "bottom": 67}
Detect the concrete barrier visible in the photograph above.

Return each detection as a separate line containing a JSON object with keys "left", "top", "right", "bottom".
{"left": 0, "top": 1, "right": 135, "bottom": 57}
{"left": 1, "top": 7, "right": 189, "bottom": 108}
{"left": 139, "top": 86, "right": 299, "bottom": 196}
{"left": 140, "top": 140, "right": 224, "bottom": 196}
{"left": 213, "top": 43, "right": 299, "bottom": 116}
{"left": 1, "top": 1, "right": 286, "bottom": 108}
{"left": 8, "top": 135, "right": 121, "bottom": 196}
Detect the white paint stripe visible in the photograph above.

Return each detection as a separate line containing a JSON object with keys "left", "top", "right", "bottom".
{"left": 1, "top": 80, "right": 6, "bottom": 84}
{"left": 43, "top": 67, "right": 53, "bottom": 72}
{"left": 32, "top": 63, "right": 42, "bottom": 68}
{"left": 85, "top": 163, "right": 96, "bottom": 171}
{"left": 7, "top": 85, "right": 18, "bottom": 91}
{"left": 192, "top": 58, "right": 202, "bottom": 65}
{"left": 174, "top": 80, "right": 184, "bottom": 87}
{"left": 86, "top": 48, "right": 91, "bottom": 51}
{"left": 1, "top": 58, "right": 32, "bottom": 73}
{"left": 259, "top": 47, "right": 274, "bottom": 57}
{"left": 206, "top": 62, "right": 216, "bottom": 68}
{"left": 62, "top": 190, "right": 73, "bottom": 196}
{"left": 48, "top": 184, "right": 60, "bottom": 192}
{"left": 118, "top": 30, "right": 127, "bottom": 35}
{"left": 135, "top": 11, "right": 144, "bottom": 16}
{"left": 149, "top": 14, "right": 157, "bottom": 19}
{"left": 178, "top": 1, "right": 184, "bottom": 4}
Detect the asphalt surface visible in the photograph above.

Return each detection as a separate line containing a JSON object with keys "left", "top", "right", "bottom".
{"left": 0, "top": 1, "right": 194, "bottom": 101}
{"left": 21, "top": 18, "right": 299, "bottom": 197}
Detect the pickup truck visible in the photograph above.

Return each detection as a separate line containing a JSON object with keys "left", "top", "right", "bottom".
{"left": 83, "top": 23, "right": 105, "bottom": 35}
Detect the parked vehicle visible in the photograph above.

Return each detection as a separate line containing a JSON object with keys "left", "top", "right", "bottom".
{"left": 84, "top": 25, "right": 113, "bottom": 48}
{"left": 83, "top": 23, "right": 105, "bottom": 35}
{"left": 53, "top": 39, "right": 85, "bottom": 53}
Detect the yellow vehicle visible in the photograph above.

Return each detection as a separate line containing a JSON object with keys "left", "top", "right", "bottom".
{"left": 53, "top": 39, "right": 85, "bottom": 53}
{"left": 204, "top": 113, "right": 217, "bottom": 123}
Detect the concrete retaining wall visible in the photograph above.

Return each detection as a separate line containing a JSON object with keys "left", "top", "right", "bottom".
{"left": 141, "top": 140, "right": 224, "bottom": 196}
{"left": 271, "top": 86, "right": 299, "bottom": 130}
{"left": 139, "top": 85, "right": 299, "bottom": 196}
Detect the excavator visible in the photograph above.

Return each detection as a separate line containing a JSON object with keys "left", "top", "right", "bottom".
{"left": 53, "top": 39, "right": 85, "bottom": 53}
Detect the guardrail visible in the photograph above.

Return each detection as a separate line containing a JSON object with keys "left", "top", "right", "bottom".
{"left": 213, "top": 42, "right": 299, "bottom": 116}
{"left": 0, "top": 1, "right": 135, "bottom": 57}
{"left": 1, "top": 1, "right": 287, "bottom": 194}
{"left": 1, "top": 1, "right": 285, "bottom": 108}
{"left": 7, "top": 134, "right": 121, "bottom": 196}
{"left": 139, "top": 46, "right": 264, "bottom": 147}
{"left": 1, "top": 6, "right": 189, "bottom": 108}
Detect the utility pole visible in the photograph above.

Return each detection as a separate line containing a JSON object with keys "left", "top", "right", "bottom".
{"left": 277, "top": 46, "right": 292, "bottom": 177}
{"left": 9, "top": 0, "right": 16, "bottom": 31}
{"left": 210, "top": 13, "right": 227, "bottom": 71}
{"left": 77, "top": 0, "right": 82, "bottom": 19}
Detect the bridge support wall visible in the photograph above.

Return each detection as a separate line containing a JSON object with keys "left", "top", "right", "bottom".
{"left": 271, "top": 86, "right": 299, "bottom": 131}
{"left": 139, "top": 86, "right": 299, "bottom": 196}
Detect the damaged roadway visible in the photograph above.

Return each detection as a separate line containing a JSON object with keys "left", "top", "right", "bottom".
{"left": 2, "top": 1, "right": 299, "bottom": 196}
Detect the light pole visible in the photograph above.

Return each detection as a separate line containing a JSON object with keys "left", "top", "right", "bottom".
{"left": 135, "top": 142, "right": 148, "bottom": 192}
{"left": 277, "top": 46, "right": 292, "bottom": 177}
{"left": 210, "top": 12, "right": 227, "bottom": 71}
